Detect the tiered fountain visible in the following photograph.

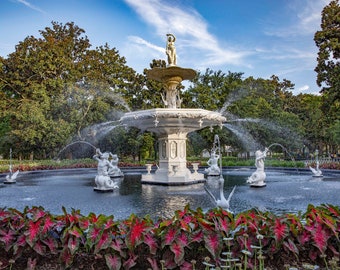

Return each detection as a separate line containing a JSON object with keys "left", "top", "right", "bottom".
{"left": 120, "top": 34, "right": 226, "bottom": 185}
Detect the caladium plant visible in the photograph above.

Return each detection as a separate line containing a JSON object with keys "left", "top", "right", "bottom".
{"left": 0, "top": 204, "right": 339, "bottom": 269}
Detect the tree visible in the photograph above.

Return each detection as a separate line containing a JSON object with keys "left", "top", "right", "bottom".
{"left": 0, "top": 22, "right": 139, "bottom": 158}
{"left": 314, "top": 0, "right": 340, "bottom": 120}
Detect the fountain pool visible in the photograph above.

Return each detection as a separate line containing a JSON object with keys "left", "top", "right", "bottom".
{"left": 1, "top": 168, "right": 339, "bottom": 220}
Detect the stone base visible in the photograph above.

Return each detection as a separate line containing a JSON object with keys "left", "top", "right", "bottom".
{"left": 4, "top": 180, "right": 16, "bottom": 184}
{"left": 93, "top": 187, "right": 115, "bottom": 192}
{"left": 312, "top": 175, "right": 323, "bottom": 178}
{"left": 141, "top": 169, "right": 205, "bottom": 186}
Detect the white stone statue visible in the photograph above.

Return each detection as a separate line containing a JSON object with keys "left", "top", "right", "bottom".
{"left": 309, "top": 150, "right": 323, "bottom": 177}
{"left": 205, "top": 150, "right": 220, "bottom": 175}
{"left": 4, "top": 165, "right": 19, "bottom": 184}
{"left": 4, "top": 148, "right": 19, "bottom": 184}
{"left": 108, "top": 152, "right": 124, "bottom": 177}
{"left": 166, "top": 33, "right": 176, "bottom": 66}
{"left": 93, "top": 149, "right": 119, "bottom": 191}
{"left": 247, "top": 148, "right": 269, "bottom": 187}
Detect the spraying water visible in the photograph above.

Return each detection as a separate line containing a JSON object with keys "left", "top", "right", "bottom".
{"left": 55, "top": 141, "right": 97, "bottom": 160}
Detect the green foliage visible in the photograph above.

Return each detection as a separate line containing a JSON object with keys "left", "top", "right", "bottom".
{"left": 0, "top": 205, "right": 339, "bottom": 269}
{"left": 0, "top": 21, "right": 139, "bottom": 159}
{"left": 314, "top": 0, "right": 340, "bottom": 126}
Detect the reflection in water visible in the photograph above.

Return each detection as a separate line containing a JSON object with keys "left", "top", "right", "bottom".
{"left": 0, "top": 169, "right": 339, "bottom": 220}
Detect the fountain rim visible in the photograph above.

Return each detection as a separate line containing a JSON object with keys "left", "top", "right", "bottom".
{"left": 146, "top": 66, "right": 196, "bottom": 82}
{"left": 120, "top": 108, "right": 226, "bottom": 121}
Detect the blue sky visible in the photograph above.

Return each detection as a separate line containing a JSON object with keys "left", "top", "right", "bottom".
{"left": 0, "top": 0, "right": 330, "bottom": 95}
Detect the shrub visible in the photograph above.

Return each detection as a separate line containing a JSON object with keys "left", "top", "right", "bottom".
{"left": 0, "top": 204, "right": 339, "bottom": 269}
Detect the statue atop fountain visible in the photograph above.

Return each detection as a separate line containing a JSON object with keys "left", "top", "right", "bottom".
{"left": 247, "top": 147, "right": 269, "bottom": 187}
{"left": 166, "top": 33, "right": 176, "bottom": 66}
{"left": 93, "top": 149, "right": 119, "bottom": 191}
{"left": 120, "top": 34, "right": 226, "bottom": 185}
{"left": 309, "top": 149, "right": 323, "bottom": 177}
{"left": 4, "top": 148, "right": 19, "bottom": 184}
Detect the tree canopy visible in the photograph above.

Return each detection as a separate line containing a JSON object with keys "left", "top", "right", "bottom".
{"left": 0, "top": 17, "right": 338, "bottom": 160}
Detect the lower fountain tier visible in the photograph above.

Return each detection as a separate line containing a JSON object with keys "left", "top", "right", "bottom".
{"left": 120, "top": 108, "right": 226, "bottom": 184}
{"left": 120, "top": 108, "right": 226, "bottom": 135}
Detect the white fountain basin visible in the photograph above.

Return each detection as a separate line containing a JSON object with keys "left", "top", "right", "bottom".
{"left": 120, "top": 108, "right": 226, "bottom": 185}
{"left": 120, "top": 108, "right": 226, "bottom": 135}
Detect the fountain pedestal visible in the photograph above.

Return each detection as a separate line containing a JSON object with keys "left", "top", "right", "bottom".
{"left": 142, "top": 132, "right": 203, "bottom": 184}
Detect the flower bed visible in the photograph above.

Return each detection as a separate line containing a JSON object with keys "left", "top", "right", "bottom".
{"left": 0, "top": 204, "right": 339, "bottom": 269}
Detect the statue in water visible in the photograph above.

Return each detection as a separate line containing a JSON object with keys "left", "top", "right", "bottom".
{"left": 166, "top": 33, "right": 176, "bottom": 66}
{"left": 247, "top": 148, "right": 269, "bottom": 187}
{"left": 309, "top": 149, "right": 323, "bottom": 177}
{"left": 204, "top": 150, "right": 220, "bottom": 176}
{"left": 93, "top": 149, "right": 119, "bottom": 191}
{"left": 108, "top": 152, "right": 124, "bottom": 177}
{"left": 4, "top": 148, "right": 19, "bottom": 184}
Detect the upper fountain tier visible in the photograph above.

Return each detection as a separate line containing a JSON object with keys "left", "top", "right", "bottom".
{"left": 121, "top": 33, "right": 226, "bottom": 135}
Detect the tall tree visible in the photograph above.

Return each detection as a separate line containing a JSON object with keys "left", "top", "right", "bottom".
{"left": 0, "top": 22, "right": 139, "bottom": 158}
{"left": 314, "top": 0, "right": 340, "bottom": 120}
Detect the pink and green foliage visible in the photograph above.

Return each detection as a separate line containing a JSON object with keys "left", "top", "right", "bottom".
{"left": 105, "top": 254, "right": 122, "bottom": 270}
{"left": 0, "top": 204, "right": 339, "bottom": 269}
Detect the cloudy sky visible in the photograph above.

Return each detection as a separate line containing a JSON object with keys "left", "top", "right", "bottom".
{"left": 0, "top": 0, "right": 330, "bottom": 95}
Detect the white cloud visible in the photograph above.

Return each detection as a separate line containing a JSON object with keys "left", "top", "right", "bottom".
{"left": 15, "top": 0, "right": 46, "bottom": 14}
{"left": 265, "top": 0, "right": 330, "bottom": 37}
{"left": 124, "top": 0, "right": 249, "bottom": 67}
{"left": 128, "top": 36, "right": 164, "bottom": 54}
{"left": 298, "top": 85, "right": 310, "bottom": 92}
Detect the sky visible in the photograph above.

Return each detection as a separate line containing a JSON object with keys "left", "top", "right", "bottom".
{"left": 0, "top": 0, "right": 331, "bottom": 95}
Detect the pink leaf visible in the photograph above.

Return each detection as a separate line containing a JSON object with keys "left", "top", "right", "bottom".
{"left": 94, "top": 231, "right": 111, "bottom": 253}
{"left": 123, "top": 253, "right": 137, "bottom": 269}
{"left": 204, "top": 233, "right": 222, "bottom": 258}
{"left": 31, "top": 207, "right": 46, "bottom": 221}
{"left": 190, "top": 230, "right": 203, "bottom": 243}
{"left": 68, "top": 236, "right": 79, "bottom": 255}
{"left": 111, "top": 238, "right": 126, "bottom": 257}
{"left": 298, "top": 230, "right": 311, "bottom": 245}
{"left": 163, "top": 227, "right": 177, "bottom": 246}
{"left": 42, "top": 216, "right": 54, "bottom": 234}
{"left": 312, "top": 224, "right": 329, "bottom": 254}
{"left": 177, "top": 232, "right": 189, "bottom": 247}
{"left": 60, "top": 248, "right": 73, "bottom": 268}
{"left": 105, "top": 254, "right": 122, "bottom": 270}
{"left": 33, "top": 240, "right": 46, "bottom": 256}
{"left": 127, "top": 219, "right": 146, "bottom": 248}
{"left": 42, "top": 237, "right": 58, "bottom": 254}
{"left": 27, "top": 220, "right": 41, "bottom": 245}
{"left": 283, "top": 238, "right": 299, "bottom": 255}
{"left": 87, "top": 226, "right": 101, "bottom": 243}
{"left": 274, "top": 219, "right": 287, "bottom": 242}
{"left": 0, "top": 229, "right": 15, "bottom": 250}
{"left": 144, "top": 234, "right": 158, "bottom": 255}
{"left": 147, "top": 258, "right": 160, "bottom": 270}
{"left": 170, "top": 241, "right": 185, "bottom": 264}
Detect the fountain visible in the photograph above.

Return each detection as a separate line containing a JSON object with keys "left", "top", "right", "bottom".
{"left": 4, "top": 148, "right": 19, "bottom": 184}
{"left": 120, "top": 34, "right": 226, "bottom": 185}
{"left": 204, "top": 135, "right": 236, "bottom": 212}
{"left": 247, "top": 148, "right": 269, "bottom": 187}
{"left": 93, "top": 148, "right": 121, "bottom": 192}
{"left": 309, "top": 149, "right": 323, "bottom": 177}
